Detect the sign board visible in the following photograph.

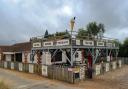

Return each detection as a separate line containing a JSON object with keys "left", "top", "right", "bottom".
{"left": 33, "top": 42, "right": 41, "bottom": 48}
{"left": 76, "top": 40, "right": 80, "bottom": 45}
{"left": 106, "top": 43, "right": 113, "bottom": 47}
{"left": 68, "top": 68, "right": 80, "bottom": 73}
{"left": 73, "top": 68, "right": 80, "bottom": 73}
{"left": 96, "top": 64, "right": 101, "bottom": 75}
{"left": 97, "top": 41, "right": 104, "bottom": 46}
{"left": 83, "top": 40, "right": 94, "bottom": 46}
{"left": 43, "top": 41, "right": 53, "bottom": 47}
{"left": 56, "top": 39, "right": 69, "bottom": 46}
{"left": 68, "top": 68, "right": 73, "bottom": 71}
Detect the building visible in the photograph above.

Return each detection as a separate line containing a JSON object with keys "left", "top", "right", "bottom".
{"left": 30, "top": 33, "right": 119, "bottom": 66}
{"left": 0, "top": 42, "right": 31, "bottom": 63}
{"left": 0, "top": 32, "right": 119, "bottom": 67}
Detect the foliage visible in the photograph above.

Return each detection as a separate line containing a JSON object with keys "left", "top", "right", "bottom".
{"left": 77, "top": 22, "right": 105, "bottom": 39}
{"left": 46, "top": 30, "right": 70, "bottom": 40}
{"left": 118, "top": 38, "right": 128, "bottom": 57}
{"left": 86, "top": 22, "right": 99, "bottom": 36}
{"left": 44, "top": 30, "right": 49, "bottom": 38}
{"left": 76, "top": 28, "right": 88, "bottom": 39}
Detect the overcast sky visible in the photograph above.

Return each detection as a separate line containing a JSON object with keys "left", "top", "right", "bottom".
{"left": 0, "top": 0, "right": 128, "bottom": 45}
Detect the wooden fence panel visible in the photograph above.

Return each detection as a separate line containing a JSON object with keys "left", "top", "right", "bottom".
{"left": 7, "top": 61, "right": 11, "bottom": 69}
{"left": 4, "top": 61, "right": 7, "bottom": 68}
{"left": 11, "top": 62, "right": 14, "bottom": 70}
{"left": 0, "top": 61, "right": 4, "bottom": 68}
{"left": 34, "top": 64, "right": 42, "bottom": 75}
{"left": 14, "top": 62, "right": 19, "bottom": 70}
{"left": 42, "top": 65, "right": 48, "bottom": 77}
{"left": 22, "top": 63, "right": 29, "bottom": 72}
{"left": 47, "top": 65, "right": 75, "bottom": 83}
{"left": 47, "top": 65, "right": 53, "bottom": 79}
{"left": 29, "top": 64, "right": 34, "bottom": 73}
{"left": 19, "top": 63, "right": 23, "bottom": 71}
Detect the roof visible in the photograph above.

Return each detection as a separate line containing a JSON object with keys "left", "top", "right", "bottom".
{"left": 0, "top": 42, "right": 31, "bottom": 52}
{"left": 12, "top": 42, "right": 31, "bottom": 52}
{"left": 0, "top": 46, "right": 12, "bottom": 52}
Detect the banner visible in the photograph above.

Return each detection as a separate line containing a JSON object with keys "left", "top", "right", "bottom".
{"left": 56, "top": 39, "right": 69, "bottom": 46}
{"left": 97, "top": 41, "right": 104, "bottom": 46}
{"left": 43, "top": 41, "right": 53, "bottom": 46}
{"left": 33, "top": 42, "right": 41, "bottom": 47}
{"left": 83, "top": 40, "right": 94, "bottom": 46}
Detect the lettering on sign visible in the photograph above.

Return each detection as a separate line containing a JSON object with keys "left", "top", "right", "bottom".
{"left": 83, "top": 40, "right": 94, "bottom": 46}
{"left": 97, "top": 42, "right": 104, "bottom": 46}
{"left": 43, "top": 41, "right": 53, "bottom": 46}
{"left": 33, "top": 42, "right": 41, "bottom": 47}
{"left": 56, "top": 39, "right": 69, "bottom": 46}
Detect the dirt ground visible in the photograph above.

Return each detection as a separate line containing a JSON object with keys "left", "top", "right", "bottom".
{"left": 74, "top": 65, "right": 128, "bottom": 89}
{"left": 0, "top": 65, "right": 128, "bottom": 89}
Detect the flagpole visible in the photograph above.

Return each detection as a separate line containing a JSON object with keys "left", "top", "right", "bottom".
{"left": 70, "top": 17, "right": 75, "bottom": 67}
{"left": 71, "top": 29, "right": 73, "bottom": 66}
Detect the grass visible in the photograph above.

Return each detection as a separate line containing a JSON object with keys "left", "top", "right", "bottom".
{"left": 0, "top": 81, "right": 10, "bottom": 89}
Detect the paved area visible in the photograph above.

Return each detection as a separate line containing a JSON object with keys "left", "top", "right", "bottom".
{"left": 0, "top": 65, "right": 128, "bottom": 89}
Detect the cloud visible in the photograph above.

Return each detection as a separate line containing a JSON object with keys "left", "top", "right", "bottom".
{"left": 0, "top": 0, "right": 128, "bottom": 45}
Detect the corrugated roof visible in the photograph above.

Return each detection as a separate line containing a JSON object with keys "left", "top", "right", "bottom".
{"left": 0, "top": 42, "right": 31, "bottom": 52}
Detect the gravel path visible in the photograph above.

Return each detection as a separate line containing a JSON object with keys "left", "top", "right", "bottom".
{"left": 0, "top": 65, "right": 128, "bottom": 89}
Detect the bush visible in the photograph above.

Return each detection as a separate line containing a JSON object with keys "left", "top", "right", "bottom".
{"left": 0, "top": 81, "right": 10, "bottom": 89}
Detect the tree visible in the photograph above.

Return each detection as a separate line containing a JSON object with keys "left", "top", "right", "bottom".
{"left": 124, "top": 38, "right": 128, "bottom": 46}
{"left": 98, "top": 23, "right": 105, "bottom": 38}
{"left": 44, "top": 30, "right": 49, "bottom": 38}
{"left": 86, "top": 22, "right": 99, "bottom": 37}
{"left": 77, "top": 22, "right": 105, "bottom": 39}
{"left": 98, "top": 23, "right": 105, "bottom": 33}
{"left": 76, "top": 28, "right": 88, "bottom": 39}
{"left": 118, "top": 38, "right": 128, "bottom": 57}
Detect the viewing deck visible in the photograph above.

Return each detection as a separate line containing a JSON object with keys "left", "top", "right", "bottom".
{"left": 31, "top": 38, "right": 119, "bottom": 50}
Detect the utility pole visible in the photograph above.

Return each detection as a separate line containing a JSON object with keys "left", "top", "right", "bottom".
{"left": 70, "top": 17, "right": 76, "bottom": 66}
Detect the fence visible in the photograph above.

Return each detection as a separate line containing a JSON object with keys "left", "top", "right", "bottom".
{"left": 93, "top": 58, "right": 128, "bottom": 76}
{"left": 0, "top": 57, "right": 127, "bottom": 83}
{"left": 0, "top": 61, "right": 86, "bottom": 83}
